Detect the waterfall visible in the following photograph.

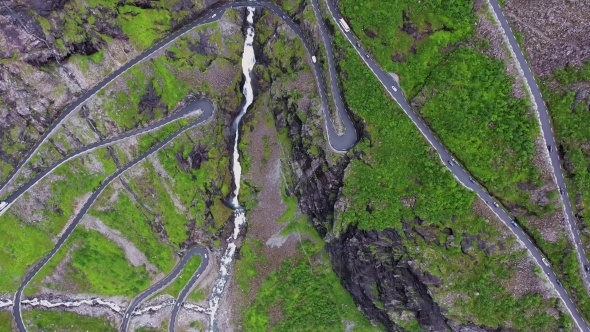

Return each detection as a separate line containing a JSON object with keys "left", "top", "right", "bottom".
{"left": 207, "top": 6, "right": 256, "bottom": 331}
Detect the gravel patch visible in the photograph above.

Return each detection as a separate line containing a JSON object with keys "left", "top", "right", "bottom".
{"left": 503, "top": 0, "right": 590, "bottom": 77}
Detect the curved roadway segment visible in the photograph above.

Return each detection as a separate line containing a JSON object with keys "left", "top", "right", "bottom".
{"left": 0, "top": 3, "right": 225, "bottom": 195}
{"left": 322, "top": 0, "right": 590, "bottom": 330}
{"left": 168, "top": 250, "right": 209, "bottom": 332}
{"left": 120, "top": 247, "right": 209, "bottom": 331}
{"left": 8, "top": 1, "right": 587, "bottom": 331}
{"left": 0, "top": 101, "right": 209, "bottom": 217}
{"left": 0, "top": 0, "right": 357, "bottom": 198}
{"left": 227, "top": 1, "right": 356, "bottom": 151}
{"left": 12, "top": 102, "right": 213, "bottom": 332}
{"left": 8, "top": 2, "right": 357, "bottom": 331}
{"left": 487, "top": 0, "right": 590, "bottom": 304}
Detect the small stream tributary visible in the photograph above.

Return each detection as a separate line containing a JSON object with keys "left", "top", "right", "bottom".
{"left": 207, "top": 5, "right": 257, "bottom": 331}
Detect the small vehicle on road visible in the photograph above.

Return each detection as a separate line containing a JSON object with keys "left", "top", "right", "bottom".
{"left": 391, "top": 86, "right": 397, "bottom": 92}
{"left": 511, "top": 220, "right": 517, "bottom": 227}
{"left": 356, "top": 42, "right": 360, "bottom": 48}
{"left": 542, "top": 257, "right": 550, "bottom": 266}
{"left": 204, "top": 253, "right": 208, "bottom": 259}
{"left": 469, "top": 177, "right": 475, "bottom": 183}
{"left": 447, "top": 160, "right": 454, "bottom": 166}
{"left": 584, "top": 264, "right": 590, "bottom": 272}
{"left": 547, "top": 145, "right": 553, "bottom": 152}
{"left": 211, "top": 13, "right": 216, "bottom": 18}
{"left": 0, "top": 201, "right": 7, "bottom": 211}
{"left": 556, "top": 278, "right": 563, "bottom": 287}
{"left": 493, "top": 202, "right": 500, "bottom": 208}
{"left": 125, "top": 313, "right": 129, "bottom": 319}
{"left": 312, "top": 56, "right": 317, "bottom": 63}
{"left": 559, "top": 187, "right": 564, "bottom": 195}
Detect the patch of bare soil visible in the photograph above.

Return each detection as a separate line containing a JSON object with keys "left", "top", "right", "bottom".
{"left": 215, "top": 96, "right": 300, "bottom": 331}
{"left": 526, "top": 211, "right": 566, "bottom": 243}
{"left": 503, "top": 0, "right": 590, "bottom": 77}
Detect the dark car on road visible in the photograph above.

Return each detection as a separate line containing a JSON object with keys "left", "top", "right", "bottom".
{"left": 511, "top": 220, "right": 517, "bottom": 227}
{"left": 585, "top": 264, "right": 590, "bottom": 273}
{"left": 556, "top": 279, "right": 563, "bottom": 287}
{"left": 469, "top": 177, "right": 475, "bottom": 183}
{"left": 547, "top": 145, "right": 553, "bottom": 152}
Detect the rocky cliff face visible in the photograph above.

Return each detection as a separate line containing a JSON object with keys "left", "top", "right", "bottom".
{"left": 0, "top": 0, "right": 218, "bottom": 184}
{"left": 328, "top": 226, "right": 450, "bottom": 331}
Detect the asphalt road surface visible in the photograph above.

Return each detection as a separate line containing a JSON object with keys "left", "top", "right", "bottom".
{"left": 9, "top": 2, "right": 357, "bottom": 330}
{"left": 0, "top": 1, "right": 230, "bottom": 196}
{"left": 227, "top": 1, "right": 357, "bottom": 151}
{"left": 8, "top": 0, "right": 588, "bottom": 331}
{"left": 488, "top": 0, "right": 590, "bottom": 309}
{"left": 0, "top": 100, "right": 211, "bottom": 217}
{"left": 323, "top": 0, "right": 590, "bottom": 330}
{"left": 12, "top": 105, "right": 212, "bottom": 332}
{"left": 120, "top": 247, "right": 209, "bottom": 331}
{"left": 168, "top": 250, "right": 209, "bottom": 332}
{"left": 0, "top": 0, "right": 357, "bottom": 199}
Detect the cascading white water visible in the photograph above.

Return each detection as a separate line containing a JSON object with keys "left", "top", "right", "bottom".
{"left": 208, "top": 6, "right": 256, "bottom": 331}
{"left": 229, "top": 6, "right": 257, "bottom": 210}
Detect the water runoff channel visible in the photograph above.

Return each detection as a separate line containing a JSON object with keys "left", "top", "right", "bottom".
{"left": 207, "top": 4, "right": 255, "bottom": 331}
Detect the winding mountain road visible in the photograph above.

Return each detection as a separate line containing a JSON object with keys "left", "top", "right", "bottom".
{"left": 8, "top": 2, "right": 358, "bottom": 331}
{"left": 120, "top": 247, "right": 209, "bottom": 331}
{"left": 487, "top": 0, "right": 590, "bottom": 307}
{"left": 7, "top": 0, "right": 588, "bottom": 331}
{"left": 0, "top": 100, "right": 209, "bottom": 218}
{"left": 168, "top": 250, "right": 209, "bottom": 332}
{"left": 323, "top": 0, "right": 590, "bottom": 330}
{"left": 12, "top": 103, "right": 212, "bottom": 332}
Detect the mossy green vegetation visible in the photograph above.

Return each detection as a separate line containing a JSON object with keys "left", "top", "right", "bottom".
{"left": 32, "top": 227, "right": 151, "bottom": 297}
{"left": 242, "top": 218, "right": 378, "bottom": 331}
{"left": 160, "top": 254, "right": 202, "bottom": 298}
{"left": 117, "top": 5, "right": 171, "bottom": 49}
{"left": 338, "top": 0, "right": 549, "bottom": 218}
{"left": 0, "top": 213, "right": 53, "bottom": 292}
{"left": 0, "top": 311, "right": 13, "bottom": 331}
{"left": 339, "top": 0, "right": 475, "bottom": 96}
{"left": 23, "top": 310, "right": 116, "bottom": 332}
{"left": 234, "top": 239, "right": 266, "bottom": 294}
{"left": 541, "top": 59, "right": 590, "bottom": 322}
{"left": 36, "top": 149, "right": 112, "bottom": 236}
{"left": 0, "top": 148, "right": 118, "bottom": 292}
{"left": 332, "top": 31, "right": 569, "bottom": 329}
{"left": 415, "top": 46, "right": 542, "bottom": 214}
{"left": 89, "top": 192, "right": 177, "bottom": 273}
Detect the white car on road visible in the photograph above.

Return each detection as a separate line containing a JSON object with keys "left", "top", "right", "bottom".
{"left": 391, "top": 86, "right": 397, "bottom": 92}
